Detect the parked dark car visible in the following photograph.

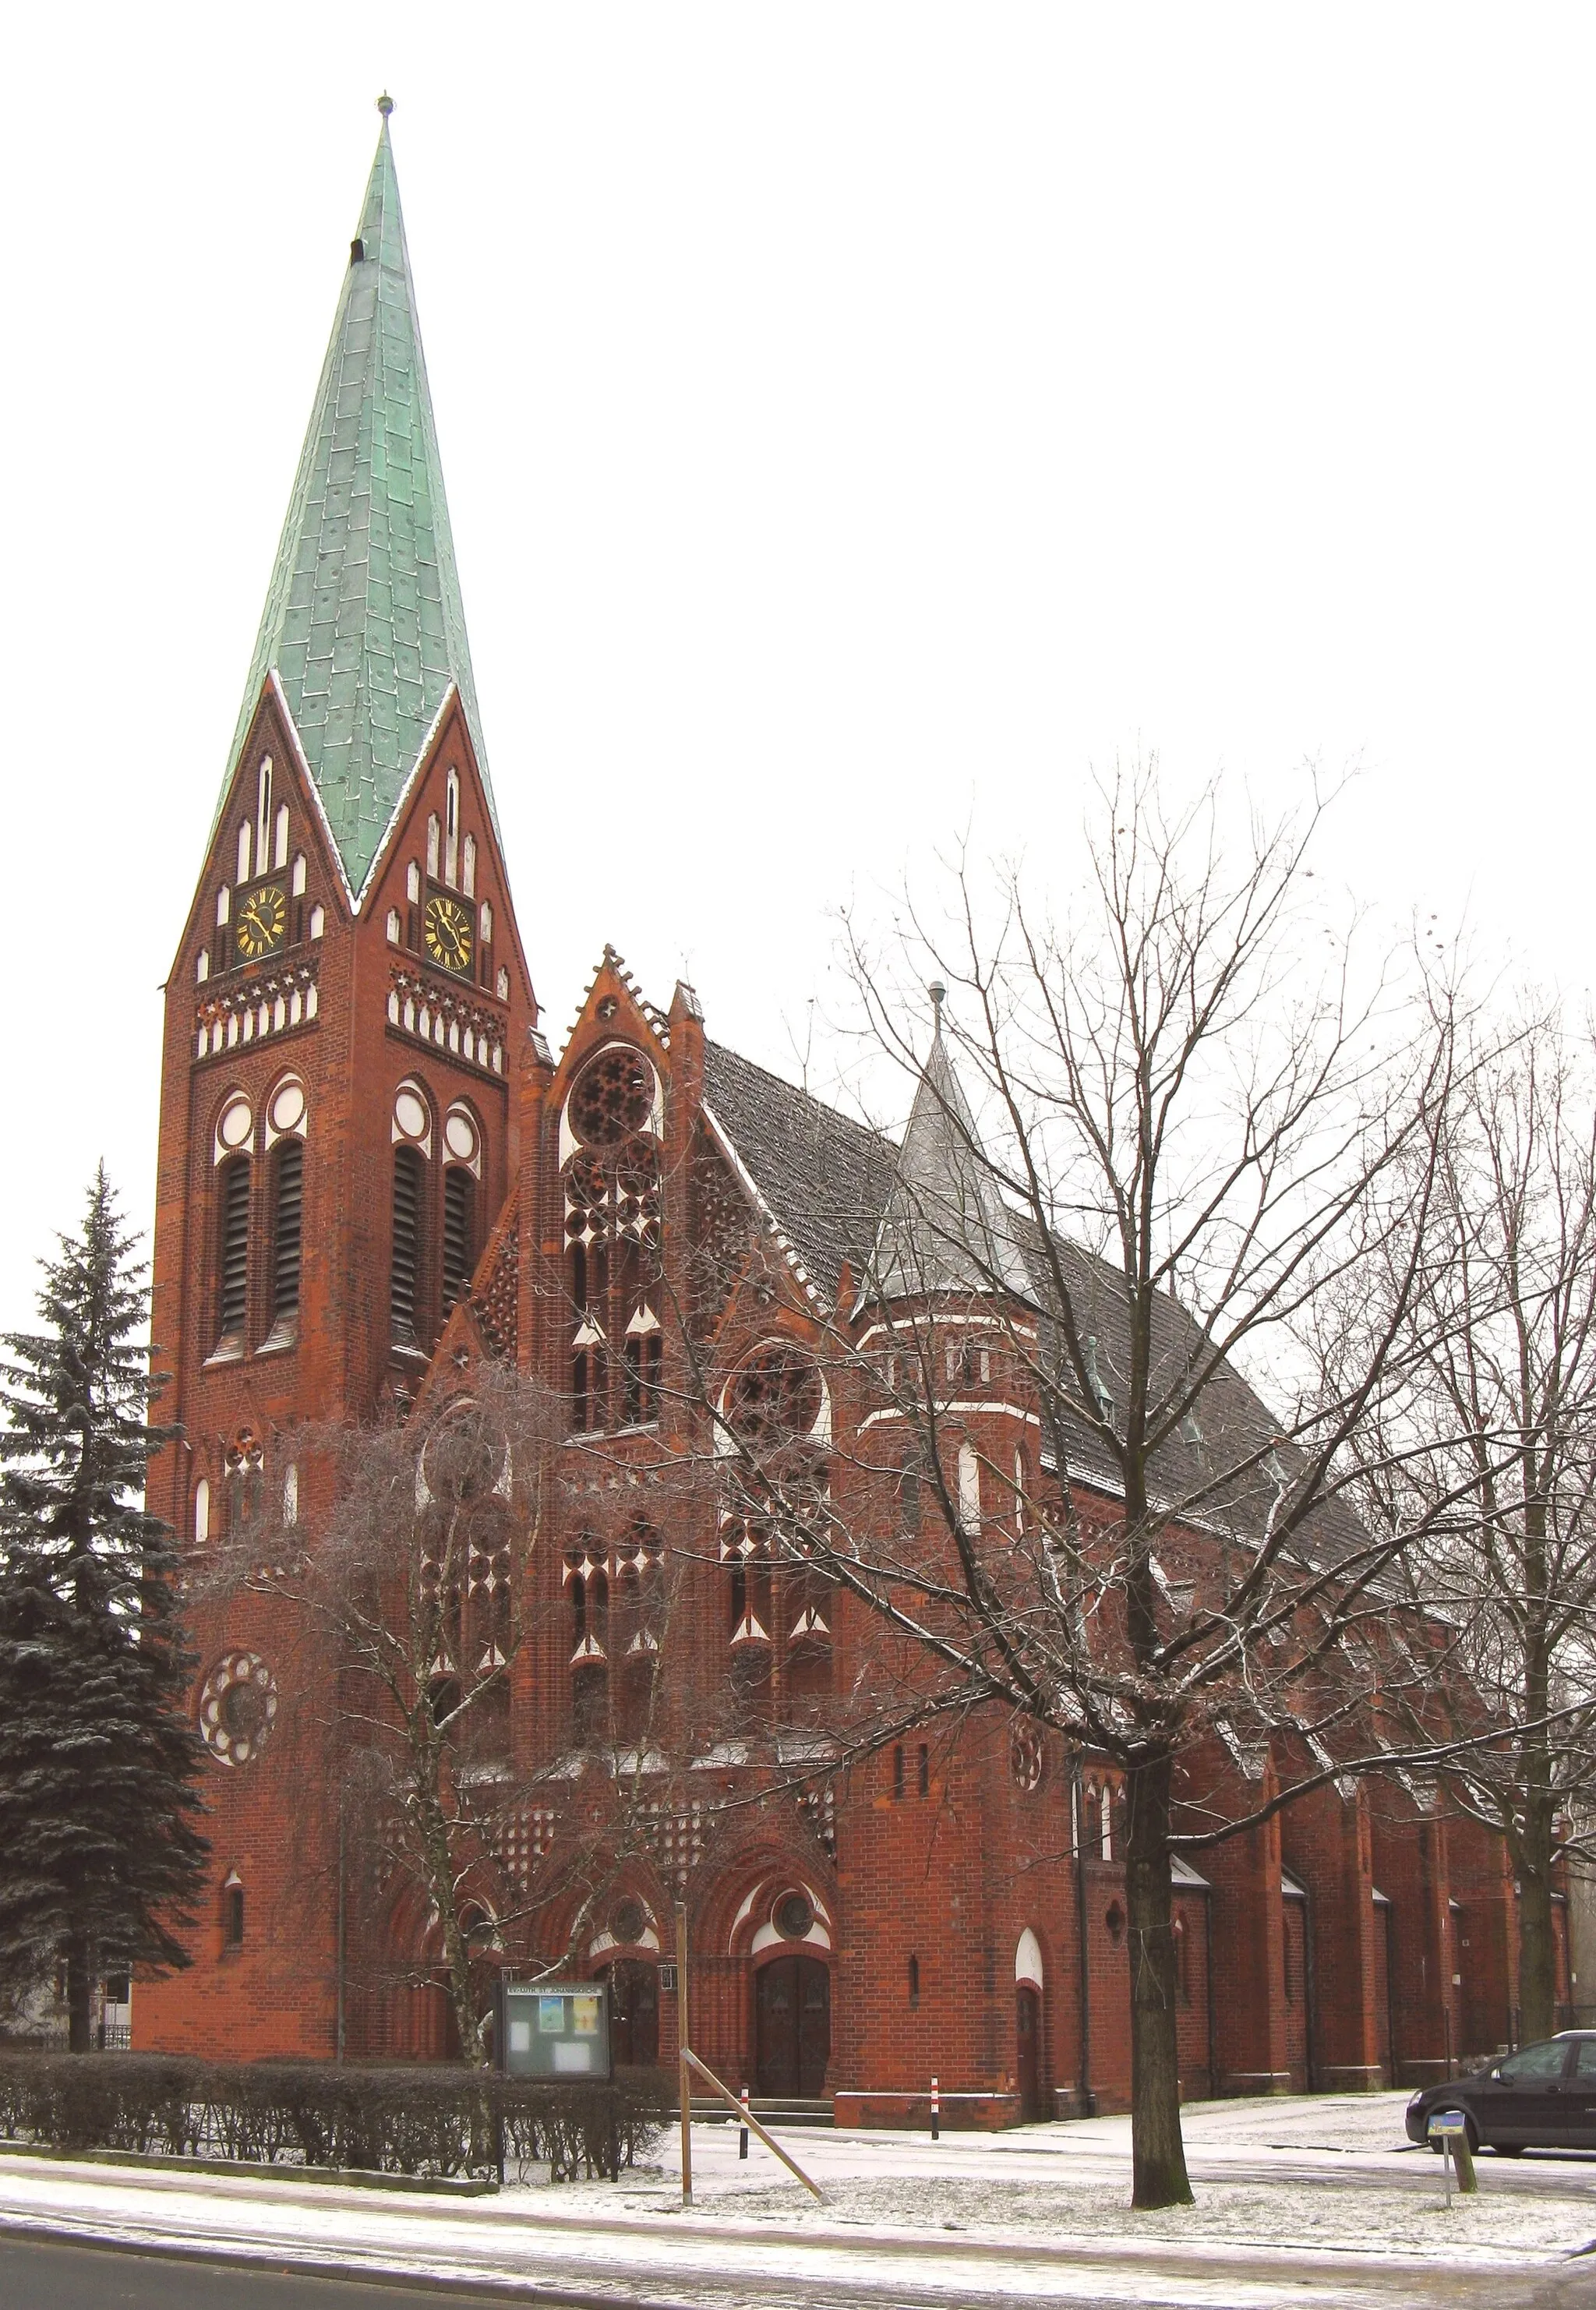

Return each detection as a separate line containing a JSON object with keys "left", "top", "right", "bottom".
{"left": 1406, "top": 2033, "right": 1596, "bottom": 2153}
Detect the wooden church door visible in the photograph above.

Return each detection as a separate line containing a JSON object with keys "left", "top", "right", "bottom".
{"left": 756, "top": 1955, "right": 830, "bottom": 2096}
{"left": 1016, "top": 1983, "right": 1043, "bottom": 2121}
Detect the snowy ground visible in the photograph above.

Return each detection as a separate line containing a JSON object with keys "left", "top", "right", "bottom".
{"left": 554, "top": 2091, "right": 1596, "bottom": 2262}
{"left": 3, "top": 2095, "right": 1596, "bottom": 2308}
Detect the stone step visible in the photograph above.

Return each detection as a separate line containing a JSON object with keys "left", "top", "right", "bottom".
{"left": 690, "top": 2096, "right": 835, "bottom": 2128}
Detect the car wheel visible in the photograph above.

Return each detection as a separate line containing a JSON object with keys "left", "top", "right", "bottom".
{"left": 1428, "top": 2139, "right": 1444, "bottom": 2153}
{"left": 1493, "top": 2142, "right": 1524, "bottom": 2158}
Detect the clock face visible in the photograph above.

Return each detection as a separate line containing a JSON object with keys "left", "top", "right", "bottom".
{"left": 235, "top": 883, "right": 288, "bottom": 963}
{"left": 423, "top": 891, "right": 474, "bottom": 976}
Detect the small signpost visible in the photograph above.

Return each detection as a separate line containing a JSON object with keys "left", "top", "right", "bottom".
{"left": 499, "top": 1979, "right": 612, "bottom": 2080}
{"left": 1428, "top": 2110, "right": 1477, "bottom": 2202}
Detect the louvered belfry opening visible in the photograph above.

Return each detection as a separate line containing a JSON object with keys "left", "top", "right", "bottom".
{"left": 272, "top": 1140, "right": 304, "bottom": 1323}
{"left": 217, "top": 1160, "right": 251, "bottom": 1346}
{"left": 390, "top": 1146, "right": 423, "bottom": 1344}
{"left": 442, "top": 1167, "right": 474, "bottom": 1312}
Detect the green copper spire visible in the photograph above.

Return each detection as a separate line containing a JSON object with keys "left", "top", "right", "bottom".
{"left": 221, "top": 101, "right": 495, "bottom": 898}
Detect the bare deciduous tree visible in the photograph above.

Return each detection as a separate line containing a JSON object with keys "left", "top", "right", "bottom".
{"left": 1343, "top": 1011, "right": 1596, "bottom": 2044}
{"left": 690, "top": 768, "right": 1477, "bottom": 2208}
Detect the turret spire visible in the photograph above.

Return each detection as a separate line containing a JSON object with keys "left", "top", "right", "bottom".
{"left": 869, "top": 998, "right": 1033, "bottom": 1304}
{"left": 219, "top": 106, "right": 496, "bottom": 899}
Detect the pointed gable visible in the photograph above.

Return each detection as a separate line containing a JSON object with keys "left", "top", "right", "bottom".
{"left": 868, "top": 1026, "right": 1032, "bottom": 1305}
{"left": 219, "top": 103, "right": 495, "bottom": 901}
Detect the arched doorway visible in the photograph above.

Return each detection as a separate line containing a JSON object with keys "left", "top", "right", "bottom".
{"left": 755, "top": 1955, "right": 830, "bottom": 2096}
{"left": 1016, "top": 1986, "right": 1043, "bottom": 2119}
{"left": 1015, "top": 1927, "right": 1045, "bottom": 2121}
{"left": 601, "top": 1959, "right": 659, "bottom": 2068}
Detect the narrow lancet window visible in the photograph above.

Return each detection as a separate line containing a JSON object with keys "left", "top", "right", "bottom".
{"left": 390, "top": 1146, "right": 423, "bottom": 1344}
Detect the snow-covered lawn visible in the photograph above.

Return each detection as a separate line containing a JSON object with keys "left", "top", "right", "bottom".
{"left": 3, "top": 2094, "right": 1595, "bottom": 2305}
{"left": 543, "top": 2094, "right": 1596, "bottom": 2267}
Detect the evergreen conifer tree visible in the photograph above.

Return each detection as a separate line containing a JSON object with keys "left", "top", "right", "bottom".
{"left": 0, "top": 1167, "right": 207, "bottom": 2049}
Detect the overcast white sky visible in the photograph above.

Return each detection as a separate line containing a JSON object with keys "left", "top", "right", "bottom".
{"left": 0, "top": 4, "right": 1591, "bottom": 1341}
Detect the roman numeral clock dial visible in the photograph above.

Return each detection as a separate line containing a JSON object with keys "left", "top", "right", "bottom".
{"left": 235, "top": 882, "right": 287, "bottom": 963}
{"left": 423, "top": 891, "right": 473, "bottom": 976}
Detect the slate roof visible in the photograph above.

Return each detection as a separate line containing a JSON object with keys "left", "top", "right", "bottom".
{"left": 701, "top": 1043, "right": 899, "bottom": 1306}
{"left": 703, "top": 1033, "right": 1365, "bottom": 1561}
{"left": 217, "top": 108, "right": 495, "bottom": 899}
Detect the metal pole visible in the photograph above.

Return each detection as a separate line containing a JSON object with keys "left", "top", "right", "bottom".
{"left": 739, "top": 2082, "right": 749, "bottom": 2160}
{"left": 335, "top": 1788, "right": 346, "bottom": 2065}
{"left": 676, "top": 1900, "right": 692, "bottom": 2208}
{"left": 930, "top": 2075, "right": 940, "bottom": 2141}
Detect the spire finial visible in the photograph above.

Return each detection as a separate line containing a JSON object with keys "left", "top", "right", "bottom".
{"left": 376, "top": 92, "right": 395, "bottom": 119}
{"left": 928, "top": 980, "right": 947, "bottom": 1034}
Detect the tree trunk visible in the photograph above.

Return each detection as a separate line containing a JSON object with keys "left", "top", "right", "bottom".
{"left": 1517, "top": 1796, "right": 1558, "bottom": 2044}
{"left": 66, "top": 1928, "right": 94, "bottom": 2054}
{"left": 1124, "top": 1749, "right": 1192, "bottom": 2209}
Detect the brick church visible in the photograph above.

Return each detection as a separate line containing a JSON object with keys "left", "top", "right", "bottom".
{"left": 136, "top": 111, "right": 1559, "bottom": 2117}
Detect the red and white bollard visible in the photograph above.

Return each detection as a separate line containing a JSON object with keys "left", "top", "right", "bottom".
{"left": 930, "top": 2075, "right": 940, "bottom": 2142}
{"left": 739, "top": 2082, "right": 750, "bottom": 2161}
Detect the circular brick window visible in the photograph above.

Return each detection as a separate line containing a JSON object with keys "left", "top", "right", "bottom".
{"left": 199, "top": 1652, "right": 279, "bottom": 1768}
{"left": 775, "top": 1891, "right": 815, "bottom": 1941}
{"left": 1105, "top": 1901, "right": 1125, "bottom": 1947}
{"left": 612, "top": 1898, "right": 647, "bottom": 1944}
{"left": 570, "top": 1047, "right": 654, "bottom": 1146}
{"left": 1009, "top": 1721, "right": 1044, "bottom": 1793}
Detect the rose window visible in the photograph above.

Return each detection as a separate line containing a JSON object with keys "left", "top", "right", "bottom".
{"left": 570, "top": 1047, "right": 654, "bottom": 1146}
{"left": 1009, "top": 1720, "right": 1045, "bottom": 1793}
{"left": 726, "top": 1345, "right": 824, "bottom": 1449}
{"left": 612, "top": 1898, "right": 647, "bottom": 1944}
{"left": 200, "top": 1652, "right": 280, "bottom": 1767}
{"left": 775, "top": 1890, "right": 816, "bottom": 1940}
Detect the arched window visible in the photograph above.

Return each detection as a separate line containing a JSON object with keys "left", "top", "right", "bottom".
{"left": 445, "top": 769, "right": 460, "bottom": 885}
{"left": 282, "top": 1463, "right": 298, "bottom": 1528}
{"left": 387, "top": 907, "right": 401, "bottom": 944}
{"left": 1100, "top": 1782, "right": 1114, "bottom": 1861}
{"left": 561, "top": 1046, "right": 662, "bottom": 1433}
{"left": 291, "top": 853, "right": 307, "bottom": 898}
{"left": 274, "top": 800, "right": 289, "bottom": 871}
{"left": 224, "top": 1430, "right": 263, "bottom": 1532}
{"left": 613, "top": 1521, "right": 665, "bottom": 1741}
{"left": 426, "top": 812, "right": 440, "bottom": 879}
{"left": 215, "top": 1158, "right": 250, "bottom": 1352}
{"left": 193, "top": 1478, "right": 210, "bottom": 1544}
{"left": 268, "top": 1138, "right": 303, "bottom": 1340}
{"left": 224, "top": 1873, "right": 245, "bottom": 1948}
{"left": 236, "top": 820, "right": 252, "bottom": 884}
{"left": 256, "top": 758, "right": 274, "bottom": 878}
{"left": 957, "top": 1440, "right": 982, "bottom": 1535}
{"left": 390, "top": 1146, "right": 423, "bottom": 1346}
{"left": 567, "top": 1536, "right": 609, "bottom": 1744}
{"left": 462, "top": 833, "right": 476, "bottom": 899}
{"left": 442, "top": 1166, "right": 475, "bottom": 1312}
{"left": 908, "top": 1953, "right": 920, "bottom": 2008}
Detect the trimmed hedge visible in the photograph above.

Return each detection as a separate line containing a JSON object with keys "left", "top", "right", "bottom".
{"left": 0, "top": 2050, "right": 671, "bottom": 2183}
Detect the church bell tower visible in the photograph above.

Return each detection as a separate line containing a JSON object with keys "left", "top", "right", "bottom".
{"left": 139, "top": 104, "right": 535, "bottom": 2055}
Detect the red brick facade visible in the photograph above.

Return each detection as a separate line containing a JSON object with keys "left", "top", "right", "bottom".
{"left": 135, "top": 125, "right": 1558, "bottom": 2118}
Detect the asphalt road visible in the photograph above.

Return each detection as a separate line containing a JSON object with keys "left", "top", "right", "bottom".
{"left": 5, "top": 2231, "right": 1596, "bottom": 2310}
